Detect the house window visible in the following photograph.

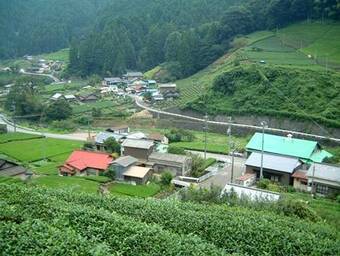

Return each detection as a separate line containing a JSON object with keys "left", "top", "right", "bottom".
{"left": 316, "top": 184, "right": 328, "bottom": 194}
{"left": 300, "top": 180, "right": 307, "bottom": 185}
{"left": 270, "top": 175, "right": 279, "bottom": 182}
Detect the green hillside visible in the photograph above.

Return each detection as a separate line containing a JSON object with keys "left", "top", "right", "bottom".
{"left": 0, "top": 185, "right": 339, "bottom": 255}
{"left": 154, "top": 21, "right": 340, "bottom": 127}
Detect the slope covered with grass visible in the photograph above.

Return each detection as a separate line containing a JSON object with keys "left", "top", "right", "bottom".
{"left": 0, "top": 185, "right": 339, "bottom": 255}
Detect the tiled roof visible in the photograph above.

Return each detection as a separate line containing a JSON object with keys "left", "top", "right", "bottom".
{"left": 307, "top": 163, "right": 340, "bottom": 183}
{"left": 149, "top": 152, "right": 190, "bottom": 164}
{"left": 291, "top": 170, "right": 307, "bottom": 180}
{"left": 112, "top": 156, "right": 138, "bottom": 167}
{"left": 64, "top": 150, "right": 113, "bottom": 171}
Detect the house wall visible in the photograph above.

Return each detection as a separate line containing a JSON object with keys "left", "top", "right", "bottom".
{"left": 310, "top": 179, "right": 340, "bottom": 196}
{"left": 123, "top": 146, "right": 153, "bottom": 161}
{"left": 293, "top": 178, "right": 308, "bottom": 191}
{"left": 246, "top": 166, "right": 292, "bottom": 185}
{"left": 111, "top": 164, "right": 127, "bottom": 180}
{"left": 123, "top": 171, "right": 152, "bottom": 185}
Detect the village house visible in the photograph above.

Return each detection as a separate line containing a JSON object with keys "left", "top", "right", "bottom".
{"left": 122, "top": 166, "right": 152, "bottom": 185}
{"left": 106, "top": 125, "right": 130, "bottom": 134}
{"left": 121, "top": 139, "right": 154, "bottom": 162}
{"left": 148, "top": 152, "right": 192, "bottom": 176}
{"left": 147, "top": 132, "right": 169, "bottom": 144}
{"left": 123, "top": 71, "right": 143, "bottom": 81}
{"left": 158, "top": 83, "right": 177, "bottom": 95}
{"left": 111, "top": 155, "right": 138, "bottom": 180}
{"left": 78, "top": 93, "right": 99, "bottom": 103}
{"left": 292, "top": 170, "right": 309, "bottom": 191}
{"left": 0, "top": 159, "right": 27, "bottom": 179}
{"left": 103, "top": 77, "right": 123, "bottom": 86}
{"left": 59, "top": 150, "right": 113, "bottom": 176}
{"left": 246, "top": 133, "right": 332, "bottom": 163}
{"left": 50, "top": 93, "right": 65, "bottom": 101}
{"left": 245, "top": 152, "right": 303, "bottom": 185}
{"left": 307, "top": 163, "right": 340, "bottom": 196}
{"left": 95, "top": 132, "right": 126, "bottom": 151}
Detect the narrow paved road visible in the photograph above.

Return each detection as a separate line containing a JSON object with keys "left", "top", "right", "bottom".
{"left": 20, "top": 69, "right": 60, "bottom": 83}
{"left": 134, "top": 96, "right": 340, "bottom": 143}
{"left": 0, "top": 114, "right": 89, "bottom": 141}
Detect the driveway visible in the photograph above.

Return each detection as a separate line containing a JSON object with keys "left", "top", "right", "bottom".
{"left": 187, "top": 150, "right": 246, "bottom": 189}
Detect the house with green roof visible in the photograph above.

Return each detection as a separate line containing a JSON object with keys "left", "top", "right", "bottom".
{"left": 246, "top": 133, "right": 332, "bottom": 164}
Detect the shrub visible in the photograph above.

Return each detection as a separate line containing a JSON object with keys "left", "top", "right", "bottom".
{"left": 104, "top": 168, "right": 116, "bottom": 180}
{"left": 168, "top": 145, "right": 185, "bottom": 155}
{"left": 160, "top": 171, "right": 173, "bottom": 186}
{"left": 277, "top": 199, "right": 320, "bottom": 222}
{"left": 50, "top": 120, "right": 76, "bottom": 132}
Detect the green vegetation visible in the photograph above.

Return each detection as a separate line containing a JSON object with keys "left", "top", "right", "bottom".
{"left": 30, "top": 176, "right": 108, "bottom": 194}
{"left": 0, "top": 137, "right": 81, "bottom": 162}
{"left": 109, "top": 183, "right": 161, "bottom": 198}
{"left": 1, "top": 185, "right": 338, "bottom": 255}
{"left": 38, "top": 48, "right": 70, "bottom": 63}
{"left": 0, "top": 132, "right": 42, "bottom": 144}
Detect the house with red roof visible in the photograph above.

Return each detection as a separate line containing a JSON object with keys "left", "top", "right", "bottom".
{"left": 59, "top": 150, "right": 113, "bottom": 176}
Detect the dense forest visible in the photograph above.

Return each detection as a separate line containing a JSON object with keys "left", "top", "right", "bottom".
{"left": 69, "top": 0, "right": 340, "bottom": 78}
{"left": 0, "top": 0, "right": 339, "bottom": 78}
{"left": 0, "top": 0, "right": 110, "bottom": 59}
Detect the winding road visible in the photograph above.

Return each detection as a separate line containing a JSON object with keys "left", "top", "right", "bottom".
{"left": 134, "top": 96, "right": 340, "bottom": 143}
{"left": 20, "top": 69, "right": 60, "bottom": 83}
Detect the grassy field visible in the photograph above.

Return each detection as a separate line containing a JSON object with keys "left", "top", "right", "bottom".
{"left": 171, "top": 132, "right": 249, "bottom": 154}
{"left": 38, "top": 48, "right": 70, "bottom": 63}
{"left": 30, "top": 152, "right": 71, "bottom": 175}
{"left": 0, "top": 132, "right": 43, "bottom": 144}
{"left": 284, "top": 192, "right": 340, "bottom": 227}
{"left": 0, "top": 136, "right": 82, "bottom": 162}
{"left": 109, "top": 182, "right": 161, "bottom": 198}
{"left": 31, "top": 176, "right": 109, "bottom": 194}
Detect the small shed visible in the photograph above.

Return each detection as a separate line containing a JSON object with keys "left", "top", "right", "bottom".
{"left": 158, "top": 83, "right": 177, "bottom": 94}
{"left": 123, "top": 166, "right": 152, "bottom": 184}
{"left": 111, "top": 155, "right": 138, "bottom": 180}
{"left": 106, "top": 125, "right": 129, "bottom": 134}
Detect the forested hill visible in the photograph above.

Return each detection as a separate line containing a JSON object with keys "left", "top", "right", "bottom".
{"left": 69, "top": 0, "right": 339, "bottom": 78}
{"left": 0, "top": 0, "right": 110, "bottom": 59}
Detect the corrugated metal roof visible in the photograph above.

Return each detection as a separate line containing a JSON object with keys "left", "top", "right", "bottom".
{"left": 122, "top": 139, "right": 154, "bottom": 149}
{"left": 307, "top": 163, "right": 340, "bottom": 183}
{"left": 123, "top": 166, "right": 151, "bottom": 178}
{"left": 149, "top": 152, "right": 189, "bottom": 164}
{"left": 246, "top": 133, "right": 319, "bottom": 160}
{"left": 112, "top": 156, "right": 138, "bottom": 167}
{"left": 245, "top": 152, "right": 301, "bottom": 174}
{"left": 95, "top": 132, "right": 125, "bottom": 144}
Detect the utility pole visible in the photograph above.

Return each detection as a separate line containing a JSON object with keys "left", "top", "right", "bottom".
{"left": 204, "top": 113, "right": 208, "bottom": 160}
{"left": 87, "top": 118, "right": 91, "bottom": 140}
{"left": 12, "top": 104, "right": 16, "bottom": 132}
{"left": 260, "top": 121, "right": 267, "bottom": 180}
{"left": 227, "top": 116, "right": 234, "bottom": 183}
{"left": 311, "top": 163, "right": 316, "bottom": 197}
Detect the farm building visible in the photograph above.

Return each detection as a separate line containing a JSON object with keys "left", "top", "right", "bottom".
{"left": 148, "top": 152, "right": 192, "bottom": 176}
{"left": 246, "top": 133, "right": 332, "bottom": 163}
{"left": 59, "top": 150, "right": 113, "bottom": 176}
{"left": 121, "top": 139, "right": 154, "bottom": 162}
{"left": 78, "top": 93, "right": 99, "bottom": 103}
{"left": 123, "top": 166, "right": 152, "bottom": 185}
{"left": 292, "top": 170, "right": 308, "bottom": 191}
{"left": 147, "top": 132, "right": 169, "bottom": 144}
{"left": 50, "top": 93, "right": 65, "bottom": 101}
{"left": 0, "top": 159, "right": 27, "bottom": 178}
{"left": 245, "top": 152, "right": 303, "bottom": 185}
{"left": 111, "top": 155, "right": 138, "bottom": 180}
{"left": 158, "top": 83, "right": 177, "bottom": 94}
{"left": 106, "top": 125, "right": 130, "bottom": 134}
{"left": 307, "top": 163, "right": 340, "bottom": 196}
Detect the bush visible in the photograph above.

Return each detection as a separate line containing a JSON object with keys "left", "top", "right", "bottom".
{"left": 166, "top": 128, "right": 195, "bottom": 143}
{"left": 104, "top": 168, "right": 116, "bottom": 180}
{"left": 160, "top": 171, "right": 173, "bottom": 186}
{"left": 50, "top": 120, "right": 76, "bottom": 132}
{"left": 277, "top": 199, "right": 321, "bottom": 222}
{"left": 0, "top": 124, "right": 7, "bottom": 134}
{"left": 168, "top": 145, "right": 185, "bottom": 155}
{"left": 83, "top": 142, "right": 94, "bottom": 150}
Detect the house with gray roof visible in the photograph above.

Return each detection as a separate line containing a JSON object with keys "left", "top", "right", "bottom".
{"left": 103, "top": 77, "right": 123, "bottom": 86}
{"left": 121, "top": 139, "right": 154, "bottom": 162}
{"left": 307, "top": 163, "right": 340, "bottom": 195}
{"left": 95, "top": 132, "right": 126, "bottom": 151}
{"left": 111, "top": 155, "right": 138, "bottom": 180}
{"left": 148, "top": 152, "right": 192, "bottom": 176}
{"left": 245, "top": 152, "right": 303, "bottom": 185}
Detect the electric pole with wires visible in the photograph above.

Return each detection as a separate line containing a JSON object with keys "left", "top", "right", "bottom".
{"left": 260, "top": 121, "right": 267, "bottom": 180}
{"left": 204, "top": 113, "right": 208, "bottom": 160}
{"left": 227, "top": 116, "right": 235, "bottom": 183}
